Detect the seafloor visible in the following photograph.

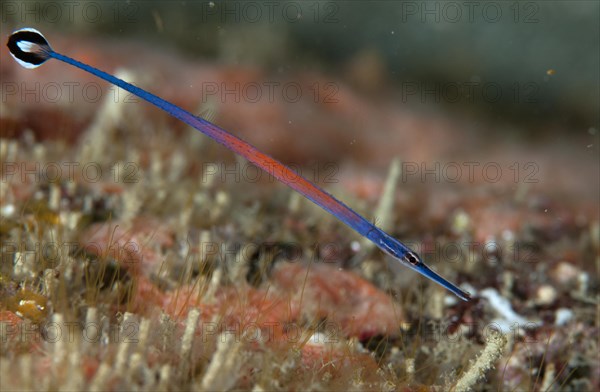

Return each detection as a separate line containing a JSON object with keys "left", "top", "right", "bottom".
{"left": 1, "top": 29, "right": 598, "bottom": 391}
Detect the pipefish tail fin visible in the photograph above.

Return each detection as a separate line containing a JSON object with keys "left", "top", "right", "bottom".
{"left": 7, "top": 28, "right": 53, "bottom": 69}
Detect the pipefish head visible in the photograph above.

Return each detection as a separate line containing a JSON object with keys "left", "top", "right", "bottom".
{"left": 7, "top": 28, "right": 53, "bottom": 69}
{"left": 376, "top": 230, "right": 471, "bottom": 301}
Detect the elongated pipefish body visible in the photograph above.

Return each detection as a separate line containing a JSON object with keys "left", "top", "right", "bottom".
{"left": 7, "top": 28, "right": 471, "bottom": 301}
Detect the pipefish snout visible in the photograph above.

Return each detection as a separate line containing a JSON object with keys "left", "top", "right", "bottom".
{"left": 7, "top": 27, "right": 471, "bottom": 302}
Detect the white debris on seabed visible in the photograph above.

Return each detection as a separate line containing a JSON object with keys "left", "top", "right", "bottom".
{"left": 451, "top": 209, "right": 471, "bottom": 235}
{"left": 1, "top": 203, "right": 15, "bottom": 217}
{"left": 550, "top": 261, "right": 580, "bottom": 285}
{"left": 480, "top": 288, "right": 538, "bottom": 333}
{"left": 555, "top": 308, "right": 574, "bottom": 326}
{"left": 534, "top": 284, "right": 557, "bottom": 306}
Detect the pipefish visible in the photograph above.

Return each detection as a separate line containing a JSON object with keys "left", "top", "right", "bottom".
{"left": 7, "top": 28, "right": 471, "bottom": 301}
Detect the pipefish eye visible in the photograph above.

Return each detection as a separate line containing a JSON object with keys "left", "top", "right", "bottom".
{"left": 7, "top": 28, "right": 52, "bottom": 69}
{"left": 404, "top": 251, "right": 420, "bottom": 266}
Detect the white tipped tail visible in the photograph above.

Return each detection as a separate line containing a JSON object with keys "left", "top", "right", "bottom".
{"left": 7, "top": 28, "right": 52, "bottom": 69}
